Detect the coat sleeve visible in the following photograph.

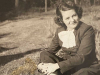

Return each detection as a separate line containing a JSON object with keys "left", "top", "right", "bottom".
{"left": 58, "top": 26, "right": 95, "bottom": 73}
{"left": 47, "top": 29, "right": 61, "bottom": 54}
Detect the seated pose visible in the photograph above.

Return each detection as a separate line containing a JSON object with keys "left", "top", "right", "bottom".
{"left": 38, "top": 0, "right": 100, "bottom": 75}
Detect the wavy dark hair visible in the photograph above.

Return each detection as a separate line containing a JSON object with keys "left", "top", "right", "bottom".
{"left": 54, "top": 0, "right": 83, "bottom": 27}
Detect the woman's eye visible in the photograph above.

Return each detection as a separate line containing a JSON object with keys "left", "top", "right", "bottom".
{"left": 66, "top": 17, "right": 69, "bottom": 20}
{"left": 72, "top": 14, "right": 77, "bottom": 17}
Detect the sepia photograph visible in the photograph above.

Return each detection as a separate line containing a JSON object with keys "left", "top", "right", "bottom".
{"left": 0, "top": 0, "right": 100, "bottom": 75}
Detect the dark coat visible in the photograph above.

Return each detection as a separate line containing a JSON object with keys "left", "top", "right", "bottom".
{"left": 47, "top": 21, "right": 98, "bottom": 73}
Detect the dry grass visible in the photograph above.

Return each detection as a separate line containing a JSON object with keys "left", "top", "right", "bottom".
{"left": 0, "top": 6, "right": 100, "bottom": 75}
{"left": 0, "top": 15, "right": 58, "bottom": 75}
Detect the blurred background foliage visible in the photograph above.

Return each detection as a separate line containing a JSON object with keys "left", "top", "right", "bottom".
{"left": 0, "top": 0, "right": 100, "bottom": 21}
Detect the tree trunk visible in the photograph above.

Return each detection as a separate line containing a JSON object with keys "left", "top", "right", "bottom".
{"left": 90, "top": 0, "right": 94, "bottom": 6}
{"left": 74, "top": 0, "right": 82, "bottom": 5}
{"left": 74, "top": 0, "right": 77, "bottom": 4}
{"left": 94, "top": 0, "right": 95, "bottom": 5}
{"left": 15, "top": 0, "right": 19, "bottom": 8}
{"left": 45, "top": 0, "right": 47, "bottom": 12}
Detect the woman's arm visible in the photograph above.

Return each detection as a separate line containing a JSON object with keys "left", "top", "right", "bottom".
{"left": 58, "top": 26, "right": 95, "bottom": 73}
{"left": 47, "top": 28, "right": 61, "bottom": 54}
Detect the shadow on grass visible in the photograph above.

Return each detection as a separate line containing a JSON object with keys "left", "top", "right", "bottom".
{"left": 0, "top": 48, "right": 42, "bottom": 66}
{"left": 0, "top": 33, "right": 12, "bottom": 38}
{"left": 0, "top": 47, "right": 18, "bottom": 53}
{"left": 0, "top": 21, "right": 11, "bottom": 27}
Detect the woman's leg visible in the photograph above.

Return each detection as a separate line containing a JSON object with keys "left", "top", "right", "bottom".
{"left": 40, "top": 51, "right": 63, "bottom": 63}
{"left": 39, "top": 51, "right": 63, "bottom": 75}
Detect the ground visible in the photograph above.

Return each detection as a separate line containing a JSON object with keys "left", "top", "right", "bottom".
{"left": 0, "top": 6, "right": 100, "bottom": 75}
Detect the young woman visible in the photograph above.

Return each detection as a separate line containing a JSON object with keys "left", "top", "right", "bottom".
{"left": 38, "top": 0, "right": 100, "bottom": 75}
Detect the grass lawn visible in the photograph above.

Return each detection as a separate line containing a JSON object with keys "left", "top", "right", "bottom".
{"left": 0, "top": 6, "right": 100, "bottom": 75}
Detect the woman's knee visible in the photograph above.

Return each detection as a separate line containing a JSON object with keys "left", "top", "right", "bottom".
{"left": 40, "top": 51, "right": 50, "bottom": 57}
{"left": 40, "top": 51, "right": 54, "bottom": 63}
{"left": 40, "top": 51, "right": 60, "bottom": 63}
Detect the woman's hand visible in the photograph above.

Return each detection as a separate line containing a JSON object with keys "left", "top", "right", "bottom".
{"left": 38, "top": 63, "right": 48, "bottom": 74}
{"left": 38, "top": 63, "right": 59, "bottom": 75}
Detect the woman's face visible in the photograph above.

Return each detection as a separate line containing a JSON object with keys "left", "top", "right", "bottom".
{"left": 61, "top": 9, "right": 79, "bottom": 30}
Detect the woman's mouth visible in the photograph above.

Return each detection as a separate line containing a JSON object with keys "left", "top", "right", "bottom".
{"left": 70, "top": 21, "right": 78, "bottom": 25}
